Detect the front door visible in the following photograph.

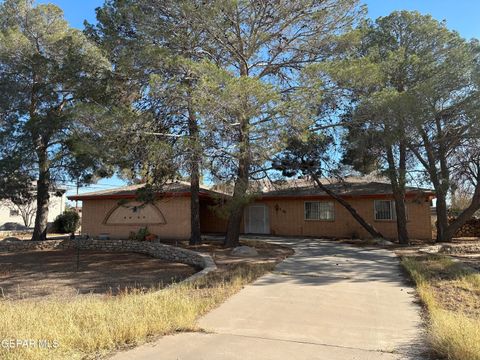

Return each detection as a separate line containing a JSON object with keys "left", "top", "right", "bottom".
{"left": 245, "top": 204, "right": 269, "bottom": 234}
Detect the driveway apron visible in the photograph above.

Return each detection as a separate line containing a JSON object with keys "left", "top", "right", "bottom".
{"left": 111, "top": 239, "right": 425, "bottom": 360}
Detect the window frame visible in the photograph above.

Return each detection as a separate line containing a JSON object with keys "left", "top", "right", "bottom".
{"left": 304, "top": 201, "right": 335, "bottom": 221}
{"left": 374, "top": 200, "right": 397, "bottom": 221}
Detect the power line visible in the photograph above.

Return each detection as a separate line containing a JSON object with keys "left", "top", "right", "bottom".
{"left": 55, "top": 180, "right": 125, "bottom": 188}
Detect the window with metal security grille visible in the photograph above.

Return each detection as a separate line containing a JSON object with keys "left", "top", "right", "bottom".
{"left": 304, "top": 201, "right": 334, "bottom": 220}
{"left": 374, "top": 200, "right": 397, "bottom": 220}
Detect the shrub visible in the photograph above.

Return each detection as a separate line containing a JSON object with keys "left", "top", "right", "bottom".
{"left": 52, "top": 211, "right": 80, "bottom": 234}
{"left": 136, "top": 227, "right": 150, "bottom": 241}
{"left": 127, "top": 227, "right": 151, "bottom": 241}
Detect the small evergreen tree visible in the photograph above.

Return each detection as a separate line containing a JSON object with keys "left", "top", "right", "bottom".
{"left": 52, "top": 211, "right": 80, "bottom": 234}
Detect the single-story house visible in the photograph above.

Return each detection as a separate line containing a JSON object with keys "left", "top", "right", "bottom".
{"left": 68, "top": 180, "right": 435, "bottom": 240}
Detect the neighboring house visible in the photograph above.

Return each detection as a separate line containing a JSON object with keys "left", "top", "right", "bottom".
{"left": 0, "top": 187, "right": 66, "bottom": 229}
{"left": 68, "top": 180, "right": 434, "bottom": 240}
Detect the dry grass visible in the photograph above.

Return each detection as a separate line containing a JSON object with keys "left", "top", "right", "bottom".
{"left": 0, "top": 262, "right": 274, "bottom": 360}
{"left": 402, "top": 255, "right": 480, "bottom": 360}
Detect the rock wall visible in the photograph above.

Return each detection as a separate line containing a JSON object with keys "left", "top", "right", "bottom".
{"left": 0, "top": 230, "right": 32, "bottom": 239}
{"left": 0, "top": 239, "right": 216, "bottom": 282}
{"left": 0, "top": 238, "right": 68, "bottom": 251}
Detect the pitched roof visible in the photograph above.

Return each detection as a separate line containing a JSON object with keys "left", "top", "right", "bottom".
{"left": 259, "top": 180, "right": 434, "bottom": 199}
{"left": 68, "top": 178, "right": 434, "bottom": 201}
{"left": 68, "top": 181, "right": 227, "bottom": 201}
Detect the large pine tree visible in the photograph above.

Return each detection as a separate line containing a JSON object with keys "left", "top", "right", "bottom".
{"left": 0, "top": 0, "right": 110, "bottom": 240}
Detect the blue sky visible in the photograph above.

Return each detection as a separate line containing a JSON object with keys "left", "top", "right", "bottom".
{"left": 38, "top": 0, "right": 480, "bottom": 39}
{"left": 32, "top": 0, "right": 480, "bottom": 200}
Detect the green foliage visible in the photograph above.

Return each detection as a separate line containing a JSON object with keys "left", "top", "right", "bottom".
{"left": 322, "top": 10, "right": 480, "bottom": 242}
{"left": 191, "top": 60, "right": 283, "bottom": 179}
{"left": 84, "top": 1, "right": 192, "bottom": 186}
{"left": 326, "top": 11, "right": 480, "bottom": 180}
{"left": 52, "top": 211, "right": 80, "bottom": 234}
{"left": 89, "top": 0, "right": 364, "bottom": 177}
{"left": 0, "top": 167, "right": 35, "bottom": 205}
{"left": 128, "top": 227, "right": 150, "bottom": 241}
{"left": 136, "top": 227, "right": 150, "bottom": 241}
{"left": 87, "top": 0, "right": 364, "bottom": 246}
{"left": 273, "top": 132, "right": 334, "bottom": 177}
{"left": 0, "top": 0, "right": 112, "bottom": 239}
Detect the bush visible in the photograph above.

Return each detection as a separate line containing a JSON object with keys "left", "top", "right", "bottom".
{"left": 128, "top": 227, "right": 150, "bottom": 241}
{"left": 52, "top": 211, "right": 80, "bottom": 234}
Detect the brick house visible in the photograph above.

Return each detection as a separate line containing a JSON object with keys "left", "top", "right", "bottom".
{"left": 68, "top": 180, "right": 434, "bottom": 240}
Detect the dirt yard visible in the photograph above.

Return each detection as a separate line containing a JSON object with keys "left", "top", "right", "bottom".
{"left": 394, "top": 238, "right": 480, "bottom": 272}
{"left": 161, "top": 238, "right": 294, "bottom": 270}
{"left": 396, "top": 238, "right": 480, "bottom": 317}
{"left": 0, "top": 249, "right": 196, "bottom": 300}
{"left": 442, "top": 240, "right": 480, "bottom": 271}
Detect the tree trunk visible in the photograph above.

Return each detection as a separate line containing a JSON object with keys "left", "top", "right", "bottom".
{"left": 189, "top": 164, "right": 201, "bottom": 245}
{"left": 393, "top": 193, "right": 408, "bottom": 244}
{"left": 188, "top": 106, "right": 202, "bottom": 245}
{"left": 224, "top": 55, "right": 252, "bottom": 248}
{"left": 444, "top": 183, "right": 480, "bottom": 241}
{"left": 435, "top": 189, "right": 450, "bottom": 242}
{"left": 225, "top": 112, "right": 250, "bottom": 248}
{"left": 224, "top": 163, "right": 249, "bottom": 248}
{"left": 21, "top": 210, "right": 29, "bottom": 228}
{"left": 31, "top": 152, "right": 50, "bottom": 241}
{"left": 310, "top": 173, "right": 384, "bottom": 239}
{"left": 434, "top": 115, "right": 453, "bottom": 242}
{"left": 386, "top": 145, "right": 409, "bottom": 245}
{"left": 409, "top": 129, "right": 449, "bottom": 243}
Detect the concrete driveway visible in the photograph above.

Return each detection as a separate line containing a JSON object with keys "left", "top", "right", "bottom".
{"left": 111, "top": 239, "right": 425, "bottom": 360}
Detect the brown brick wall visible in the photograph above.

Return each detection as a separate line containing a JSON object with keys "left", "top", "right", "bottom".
{"left": 196, "top": 196, "right": 432, "bottom": 240}
{"left": 260, "top": 196, "right": 432, "bottom": 240}
{"left": 81, "top": 195, "right": 432, "bottom": 240}
{"left": 81, "top": 197, "right": 191, "bottom": 239}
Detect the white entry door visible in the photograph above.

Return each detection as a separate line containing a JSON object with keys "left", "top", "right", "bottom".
{"left": 245, "top": 205, "right": 270, "bottom": 234}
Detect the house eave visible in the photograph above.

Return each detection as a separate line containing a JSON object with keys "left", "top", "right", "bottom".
{"left": 257, "top": 191, "right": 435, "bottom": 201}
{"left": 68, "top": 191, "right": 218, "bottom": 201}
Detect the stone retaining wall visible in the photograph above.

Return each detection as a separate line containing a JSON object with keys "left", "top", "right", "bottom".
{"left": 0, "top": 239, "right": 68, "bottom": 251}
{"left": 0, "top": 239, "right": 216, "bottom": 282}
{"left": 0, "top": 230, "right": 32, "bottom": 238}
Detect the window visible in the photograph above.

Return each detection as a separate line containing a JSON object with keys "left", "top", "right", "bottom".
{"left": 305, "top": 201, "right": 334, "bottom": 221}
{"left": 9, "top": 209, "right": 19, "bottom": 217}
{"left": 374, "top": 200, "right": 396, "bottom": 220}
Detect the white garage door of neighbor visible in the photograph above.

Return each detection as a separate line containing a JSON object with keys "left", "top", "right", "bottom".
{"left": 245, "top": 205, "right": 270, "bottom": 234}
